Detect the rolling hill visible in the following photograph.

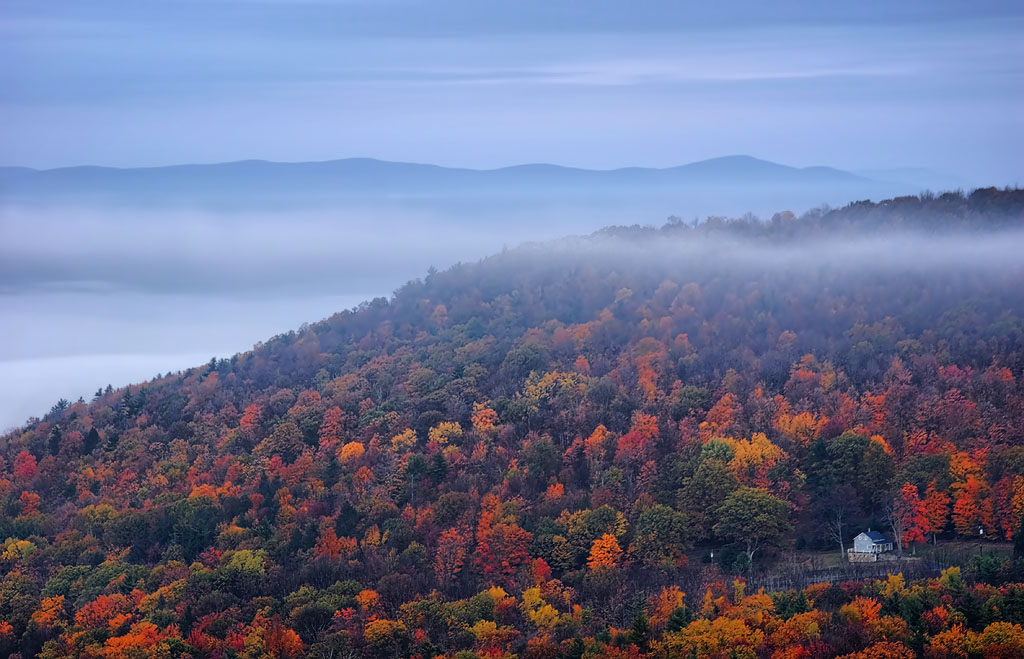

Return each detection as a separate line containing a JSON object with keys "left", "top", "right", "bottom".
{"left": 1, "top": 189, "right": 1023, "bottom": 657}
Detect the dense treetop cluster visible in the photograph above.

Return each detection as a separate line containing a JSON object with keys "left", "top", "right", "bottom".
{"left": 2, "top": 188, "right": 1024, "bottom": 657}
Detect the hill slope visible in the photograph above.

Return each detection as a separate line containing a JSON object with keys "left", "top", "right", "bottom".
{"left": 2, "top": 188, "right": 1024, "bottom": 657}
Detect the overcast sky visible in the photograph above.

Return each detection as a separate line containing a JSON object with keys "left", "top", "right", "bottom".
{"left": 1, "top": 0, "right": 1022, "bottom": 184}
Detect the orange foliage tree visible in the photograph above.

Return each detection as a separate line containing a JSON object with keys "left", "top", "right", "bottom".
{"left": 587, "top": 533, "right": 623, "bottom": 570}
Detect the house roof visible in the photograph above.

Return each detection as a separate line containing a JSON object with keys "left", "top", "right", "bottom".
{"left": 861, "top": 530, "right": 891, "bottom": 543}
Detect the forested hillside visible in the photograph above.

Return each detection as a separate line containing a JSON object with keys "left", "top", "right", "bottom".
{"left": 3, "top": 188, "right": 1024, "bottom": 658}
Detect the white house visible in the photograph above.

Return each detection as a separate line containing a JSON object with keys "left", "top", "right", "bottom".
{"left": 848, "top": 530, "right": 894, "bottom": 561}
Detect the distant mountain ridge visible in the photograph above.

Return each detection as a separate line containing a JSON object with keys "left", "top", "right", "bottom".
{"left": 0, "top": 154, "right": 961, "bottom": 221}
{"left": 1, "top": 154, "right": 867, "bottom": 179}
{"left": 0, "top": 154, "right": 878, "bottom": 203}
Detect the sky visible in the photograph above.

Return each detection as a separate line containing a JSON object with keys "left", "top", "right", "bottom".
{"left": 1, "top": 0, "right": 1022, "bottom": 184}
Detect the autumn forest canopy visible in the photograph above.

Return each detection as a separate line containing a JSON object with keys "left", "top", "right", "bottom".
{"left": 3, "top": 187, "right": 1024, "bottom": 658}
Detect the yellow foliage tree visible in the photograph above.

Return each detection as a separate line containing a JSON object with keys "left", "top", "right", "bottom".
{"left": 470, "top": 619, "right": 497, "bottom": 643}
{"left": 774, "top": 411, "right": 826, "bottom": 446}
{"left": 429, "top": 421, "right": 463, "bottom": 445}
{"left": 656, "top": 616, "right": 762, "bottom": 658}
{"left": 363, "top": 619, "right": 409, "bottom": 654}
{"left": 390, "top": 429, "right": 417, "bottom": 451}
{"left": 728, "top": 433, "right": 788, "bottom": 485}
{"left": 529, "top": 603, "right": 561, "bottom": 630}
{"left": 974, "top": 622, "right": 1024, "bottom": 656}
